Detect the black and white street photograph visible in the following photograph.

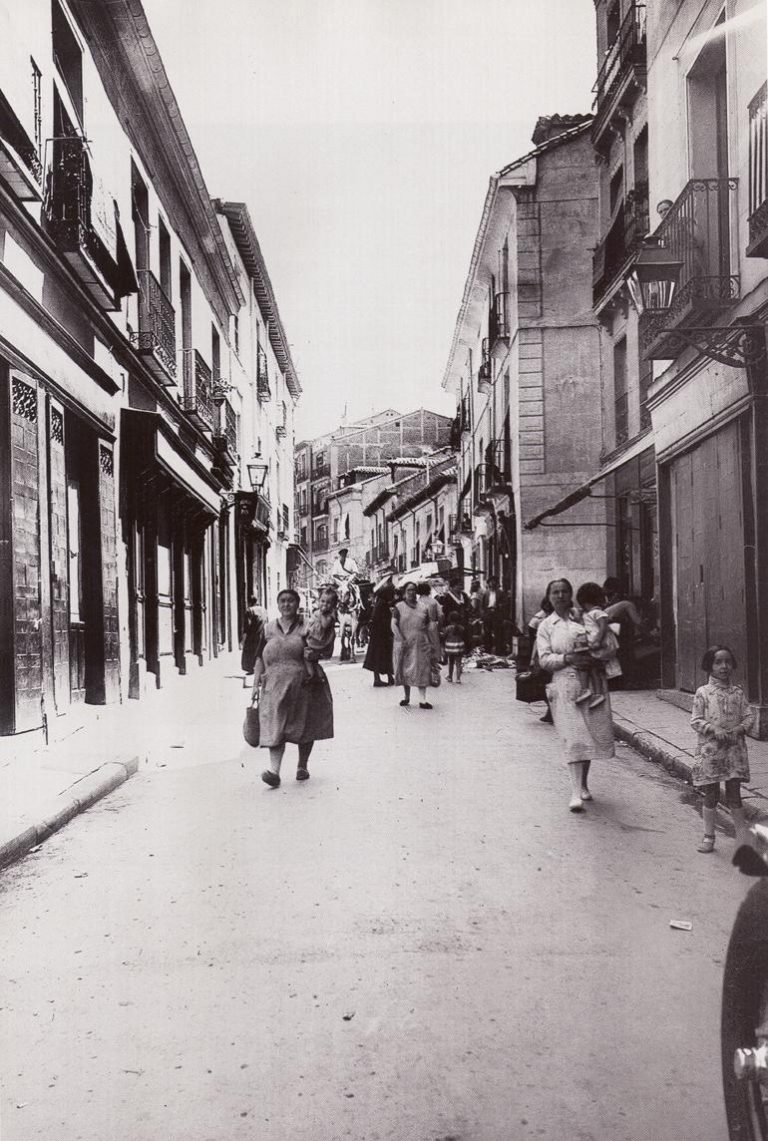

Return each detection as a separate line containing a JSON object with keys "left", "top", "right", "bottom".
{"left": 0, "top": 1, "right": 767, "bottom": 1138}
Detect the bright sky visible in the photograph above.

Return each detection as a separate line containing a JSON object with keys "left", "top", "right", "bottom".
{"left": 141, "top": 0, "right": 597, "bottom": 438}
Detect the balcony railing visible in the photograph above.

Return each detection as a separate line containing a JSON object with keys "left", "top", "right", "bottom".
{"left": 44, "top": 136, "right": 123, "bottom": 309}
{"left": 640, "top": 178, "right": 740, "bottom": 359}
{"left": 748, "top": 82, "right": 768, "bottom": 258}
{"left": 314, "top": 535, "right": 329, "bottom": 553}
{"left": 256, "top": 344, "right": 271, "bottom": 401}
{"left": 313, "top": 496, "right": 329, "bottom": 516}
{"left": 183, "top": 350, "right": 215, "bottom": 432}
{"left": 131, "top": 269, "right": 177, "bottom": 384}
{"left": 0, "top": 88, "right": 43, "bottom": 199}
{"left": 593, "top": 182, "right": 649, "bottom": 303}
{"left": 214, "top": 397, "right": 238, "bottom": 460}
{"left": 486, "top": 438, "right": 511, "bottom": 487}
{"left": 313, "top": 462, "right": 331, "bottom": 478}
{"left": 478, "top": 337, "right": 492, "bottom": 392}
{"left": 592, "top": 3, "right": 647, "bottom": 146}
{"left": 489, "top": 291, "right": 509, "bottom": 345}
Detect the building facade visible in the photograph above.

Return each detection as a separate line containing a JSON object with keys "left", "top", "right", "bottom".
{"left": 641, "top": 0, "right": 768, "bottom": 728}
{"left": 0, "top": 0, "right": 298, "bottom": 740}
{"left": 443, "top": 116, "right": 606, "bottom": 627}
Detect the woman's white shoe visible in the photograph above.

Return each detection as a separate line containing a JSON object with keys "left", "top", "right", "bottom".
{"left": 569, "top": 794, "right": 584, "bottom": 813}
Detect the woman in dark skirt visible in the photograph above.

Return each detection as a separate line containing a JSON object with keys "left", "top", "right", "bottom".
{"left": 362, "top": 577, "right": 396, "bottom": 686}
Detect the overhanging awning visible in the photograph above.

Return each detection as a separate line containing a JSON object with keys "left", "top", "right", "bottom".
{"left": 123, "top": 409, "right": 222, "bottom": 515}
{"left": 524, "top": 436, "right": 654, "bottom": 531}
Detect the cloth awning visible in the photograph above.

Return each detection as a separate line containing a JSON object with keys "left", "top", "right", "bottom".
{"left": 524, "top": 437, "right": 654, "bottom": 531}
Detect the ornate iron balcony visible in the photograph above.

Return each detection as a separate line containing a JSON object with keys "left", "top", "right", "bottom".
{"left": 592, "top": 3, "right": 647, "bottom": 147}
{"left": 256, "top": 344, "right": 271, "bottom": 401}
{"left": 489, "top": 292, "right": 509, "bottom": 346}
{"left": 214, "top": 397, "right": 238, "bottom": 461}
{"left": 640, "top": 178, "right": 740, "bottom": 359}
{"left": 132, "top": 269, "right": 177, "bottom": 384}
{"left": 748, "top": 82, "right": 768, "bottom": 258}
{"left": 593, "top": 182, "right": 649, "bottom": 304}
{"left": 183, "top": 350, "right": 215, "bottom": 432}
{"left": 44, "top": 135, "right": 123, "bottom": 309}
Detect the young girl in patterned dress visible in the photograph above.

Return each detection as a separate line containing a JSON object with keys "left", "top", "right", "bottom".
{"left": 691, "top": 645, "right": 753, "bottom": 853}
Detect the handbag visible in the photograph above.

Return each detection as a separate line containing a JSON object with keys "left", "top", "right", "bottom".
{"left": 242, "top": 702, "right": 260, "bottom": 747}
{"left": 430, "top": 663, "right": 442, "bottom": 688}
{"left": 515, "top": 669, "right": 550, "bottom": 704}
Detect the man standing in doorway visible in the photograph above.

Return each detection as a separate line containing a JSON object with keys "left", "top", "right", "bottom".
{"left": 480, "top": 576, "right": 508, "bottom": 654}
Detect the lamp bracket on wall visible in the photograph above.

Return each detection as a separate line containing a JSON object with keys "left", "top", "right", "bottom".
{"left": 652, "top": 323, "right": 766, "bottom": 371}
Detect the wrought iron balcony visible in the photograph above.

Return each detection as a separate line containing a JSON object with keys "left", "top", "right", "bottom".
{"left": 640, "top": 178, "right": 740, "bottom": 360}
{"left": 478, "top": 337, "right": 492, "bottom": 392}
{"left": 44, "top": 135, "right": 123, "bottom": 309}
{"left": 213, "top": 397, "right": 238, "bottom": 462}
{"left": 314, "top": 534, "right": 329, "bottom": 553}
{"left": 0, "top": 88, "right": 43, "bottom": 199}
{"left": 592, "top": 3, "right": 647, "bottom": 148}
{"left": 489, "top": 292, "right": 509, "bottom": 346}
{"left": 256, "top": 344, "right": 271, "bottom": 401}
{"left": 313, "top": 462, "right": 331, "bottom": 478}
{"left": 131, "top": 269, "right": 177, "bottom": 385}
{"left": 183, "top": 350, "right": 215, "bottom": 432}
{"left": 748, "top": 82, "right": 768, "bottom": 258}
{"left": 593, "top": 182, "right": 649, "bottom": 304}
{"left": 486, "top": 438, "right": 512, "bottom": 490}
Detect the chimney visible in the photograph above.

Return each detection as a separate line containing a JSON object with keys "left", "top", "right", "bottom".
{"left": 531, "top": 113, "right": 591, "bottom": 146}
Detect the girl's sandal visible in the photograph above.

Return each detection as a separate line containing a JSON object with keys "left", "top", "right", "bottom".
{"left": 697, "top": 835, "right": 716, "bottom": 853}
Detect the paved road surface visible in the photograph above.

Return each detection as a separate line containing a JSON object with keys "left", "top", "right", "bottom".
{"left": 0, "top": 660, "right": 746, "bottom": 1140}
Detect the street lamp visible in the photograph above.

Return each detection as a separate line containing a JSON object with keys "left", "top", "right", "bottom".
{"left": 629, "top": 239, "right": 766, "bottom": 374}
{"left": 246, "top": 459, "right": 269, "bottom": 491}
{"left": 626, "top": 239, "right": 682, "bottom": 315}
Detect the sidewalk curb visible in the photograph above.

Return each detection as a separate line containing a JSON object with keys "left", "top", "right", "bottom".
{"left": 613, "top": 714, "right": 768, "bottom": 826}
{"left": 0, "top": 755, "right": 141, "bottom": 871}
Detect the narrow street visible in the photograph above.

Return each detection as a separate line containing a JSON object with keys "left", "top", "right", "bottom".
{"left": 0, "top": 658, "right": 743, "bottom": 1141}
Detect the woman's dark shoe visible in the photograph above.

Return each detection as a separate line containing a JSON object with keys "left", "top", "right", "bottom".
{"left": 540, "top": 711, "right": 554, "bottom": 724}
{"left": 399, "top": 699, "right": 410, "bottom": 707}
{"left": 372, "top": 679, "right": 387, "bottom": 687}
{"left": 387, "top": 676, "right": 395, "bottom": 686}
{"left": 419, "top": 702, "right": 433, "bottom": 710}
{"left": 296, "top": 768, "right": 310, "bottom": 781}
{"left": 261, "top": 770, "right": 280, "bottom": 788}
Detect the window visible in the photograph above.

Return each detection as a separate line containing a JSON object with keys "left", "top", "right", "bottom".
{"left": 609, "top": 165, "right": 624, "bottom": 214}
{"left": 614, "top": 336, "right": 628, "bottom": 447}
{"left": 52, "top": 0, "right": 83, "bottom": 124}
{"left": 31, "top": 59, "right": 42, "bottom": 157}
{"left": 158, "top": 217, "right": 172, "bottom": 299}
{"left": 211, "top": 325, "right": 221, "bottom": 380}
{"left": 233, "top": 312, "right": 240, "bottom": 357}
{"left": 333, "top": 517, "right": 339, "bottom": 542}
{"left": 131, "top": 164, "right": 150, "bottom": 273}
{"left": 606, "top": 0, "right": 620, "bottom": 46}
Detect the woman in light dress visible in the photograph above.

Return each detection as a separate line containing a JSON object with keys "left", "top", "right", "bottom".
{"left": 536, "top": 578, "right": 616, "bottom": 812}
{"left": 392, "top": 581, "right": 438, "bottom": 709}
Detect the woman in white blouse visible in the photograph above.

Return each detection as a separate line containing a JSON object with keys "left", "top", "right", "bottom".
{"left": 536, "top": 578, "right": 616, "bottom": 812}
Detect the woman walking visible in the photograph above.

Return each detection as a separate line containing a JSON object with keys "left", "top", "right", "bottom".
{"left": 392, "top": 581, "right": 437, "bottom": 709}
{"left": 536, "top": 578, "right": 615, "bottom": 812}
{"left": 251, "top": 589, "right": 334, "bottom": 788}
{"left": 362, "top": 575, "right": 396, "bottom": 686}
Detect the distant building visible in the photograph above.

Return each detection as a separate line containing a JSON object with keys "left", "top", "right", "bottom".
{"left": 293, "top": 408, "right": 452, "bottom": 584}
